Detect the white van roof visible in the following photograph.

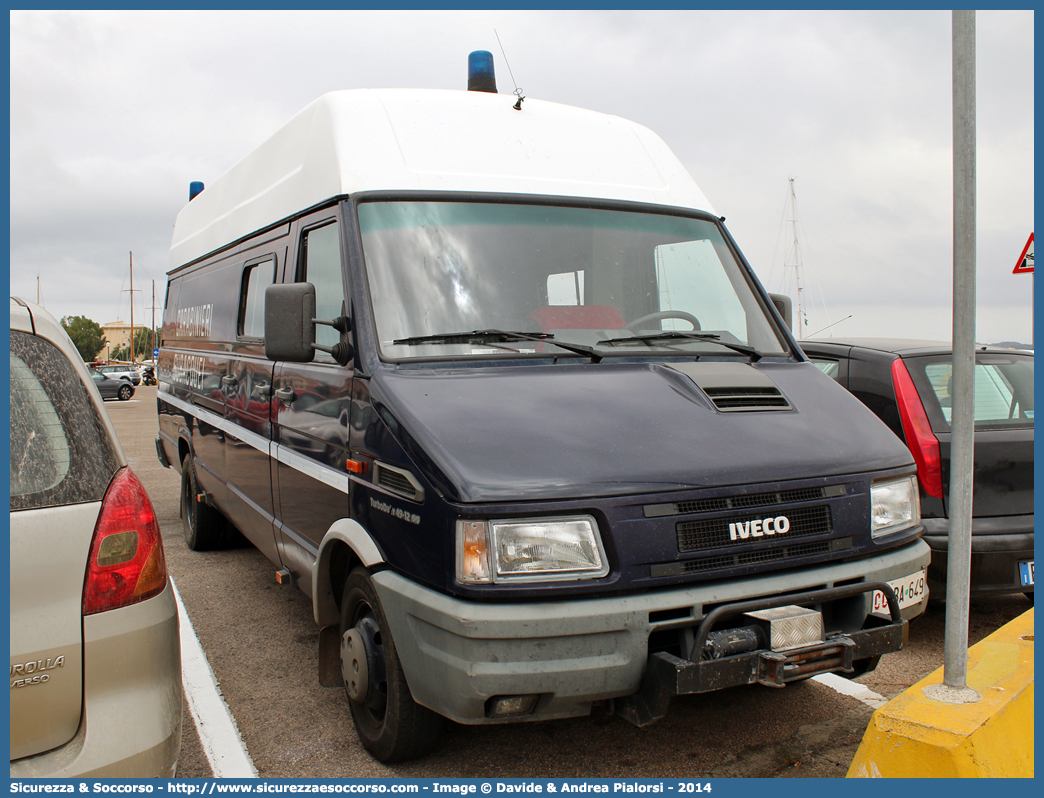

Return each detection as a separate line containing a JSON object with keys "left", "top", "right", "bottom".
{"left": 169, "top": 88, "right": 715, "bottom": 269}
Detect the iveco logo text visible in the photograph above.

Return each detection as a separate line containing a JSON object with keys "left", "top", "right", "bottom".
{"left": 728, "top": 516, "right": 791, "bottom": 541}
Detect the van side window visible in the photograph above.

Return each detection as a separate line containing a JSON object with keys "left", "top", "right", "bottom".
{"left": 239, "top": 257, "right": 276, "bottom": 338}
{"left": 300, "top": 221, "right": 344, "bottom": 350}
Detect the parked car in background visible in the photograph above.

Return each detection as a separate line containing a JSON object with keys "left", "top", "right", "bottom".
{"left": 88, "top": 368, "right": 135, "bottom": 401}
{"left": 10, "top": 297, "right": 182, "bottom": 776}
{"left": 96, "top": 364, "right": 141, "bottom": 385}
{"left": 801, "top": 338, "right": 1033, "bottom": 601}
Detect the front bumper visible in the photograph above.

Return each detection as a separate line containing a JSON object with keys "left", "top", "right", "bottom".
{"left": 922, "top": 515, "right": 1033, "bottom": 597}
{"left": 373, "top": 538, "right": 930, "bottom": 725}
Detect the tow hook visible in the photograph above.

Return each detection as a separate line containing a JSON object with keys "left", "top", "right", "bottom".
{"left": 615, "top": 581, "right": 906, "bottom": 727}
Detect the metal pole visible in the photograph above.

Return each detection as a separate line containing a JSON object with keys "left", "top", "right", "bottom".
{"left": 926, "top": 9, "right": 980, "bottom": 704}
{"left": 129, "top": 251, "right": 135, "bottom": 364}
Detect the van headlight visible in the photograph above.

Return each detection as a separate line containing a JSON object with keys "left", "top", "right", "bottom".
{"left": 871, "top": 475, "right": 921, "bottom": 538}
{"left": 456, "top": 516, "right": 609, "bottom": 584}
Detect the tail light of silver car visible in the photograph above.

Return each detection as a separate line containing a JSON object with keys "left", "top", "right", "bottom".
{"left": 82, "top": 468, "right": 168, "bottom": 614}
{"left": 890, "top": 358, "right": 943, "bottom": 498}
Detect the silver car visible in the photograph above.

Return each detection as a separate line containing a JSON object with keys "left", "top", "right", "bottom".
{"left": 96, "top": 364, "right": 141, "bottom": 385}
{"left": 9, "top": 297, "right": 182, "bottom": 777}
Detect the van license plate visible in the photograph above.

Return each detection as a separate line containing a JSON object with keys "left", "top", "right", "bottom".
{"left": 871, "top": 568, "right": 927, "bottom": 616}
{"left": 1019, "top": 561, "right": 1034, "bottom": 587}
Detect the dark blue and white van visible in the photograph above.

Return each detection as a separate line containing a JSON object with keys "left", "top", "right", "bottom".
{"left": 157, "top": 56, "right": 930, "bottom": 762}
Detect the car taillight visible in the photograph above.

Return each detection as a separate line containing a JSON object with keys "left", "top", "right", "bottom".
{"left": 891, "top": 358, "right": 943, "bottom": 499}
{"left": 83, "top": 468, "right": 168, "bottom": 615}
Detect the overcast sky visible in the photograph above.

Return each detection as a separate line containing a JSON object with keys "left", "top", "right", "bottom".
{"left": 9, "top": 9, "right": 1035, "bottom": 346}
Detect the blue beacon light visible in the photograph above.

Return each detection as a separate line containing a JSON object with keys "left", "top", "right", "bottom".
{"left": 467, "top": 50, "right": 497, "bottom": 93}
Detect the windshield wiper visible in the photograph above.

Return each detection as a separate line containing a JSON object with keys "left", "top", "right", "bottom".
{"left": 596, "top": 331, "right": 762, "bottom": 361}
{"left": 393, "top": 329, "right": 603, "bottom": 362}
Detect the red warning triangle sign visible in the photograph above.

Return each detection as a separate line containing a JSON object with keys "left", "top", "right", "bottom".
{"left": 1013, "top": 233, "right": 1034, "bottom": 274}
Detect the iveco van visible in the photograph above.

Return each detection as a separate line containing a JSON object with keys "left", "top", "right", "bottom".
{"left": 157, "top": 53, "right": 930, "bottom": 762}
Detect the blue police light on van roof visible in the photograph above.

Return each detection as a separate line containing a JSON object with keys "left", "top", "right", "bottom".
{"left": 189, "top": 181, "right": 205, "bottom": 201}
{"left": 467, "top": 50, "right": 497, "bottom": 93}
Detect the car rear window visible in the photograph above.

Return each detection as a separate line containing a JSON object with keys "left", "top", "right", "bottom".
{"left": 10, "top": 331, "right": 121, "bottom": 511}
{"left": 908, "top": 353, "right": 1034, "bottom": 431}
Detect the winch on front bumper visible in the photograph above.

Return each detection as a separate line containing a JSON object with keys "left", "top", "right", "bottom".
{"left": 615, "top": 581, "right": 906, "bottom": 726}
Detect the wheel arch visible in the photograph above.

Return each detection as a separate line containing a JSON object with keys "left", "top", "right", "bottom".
{"left": 313, "top": 519, "right": 385, "bottom": 629}
{"left": 314, "top": 519, "right": 385, "bottom": 688}
{"left": 176, "top": 434, "right": 192, "bottom": 475}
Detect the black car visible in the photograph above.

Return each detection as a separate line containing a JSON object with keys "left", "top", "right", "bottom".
{"left": 89, "top": 368, "right": 135, "bottom": 401}
{"left": 800, "top": 338, "right": 1033, "bottom": 600}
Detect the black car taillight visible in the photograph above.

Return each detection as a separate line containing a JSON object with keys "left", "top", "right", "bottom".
{"left": 891, "top": 358, "right": 943, "bottom": 498}
{"left": 82, "top": 467, "right": 168, "bottom": 615}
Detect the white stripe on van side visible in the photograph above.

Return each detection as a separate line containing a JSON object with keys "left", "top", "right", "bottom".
{"left": 162, "top": 391, "right": 271, "bottom": 453}
{"left": 273, "top": 442, "right": 351, "bottom": 494}
{"left": 160, "top": 389, "right": 377, "bottom": 499}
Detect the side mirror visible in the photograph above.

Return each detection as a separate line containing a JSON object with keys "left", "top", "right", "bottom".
{"left": 265, "top": 283, "right": 316, "bottom": 363}
{"left": 768, "top": 293, "right": 792, "bottom": 331}
{"left": 264, "top": 283, "right": 354, "bottom": 365}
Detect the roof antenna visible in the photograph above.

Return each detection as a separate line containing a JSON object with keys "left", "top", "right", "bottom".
{"left": 495, "top": 29, "right": 525, "bottom": 110}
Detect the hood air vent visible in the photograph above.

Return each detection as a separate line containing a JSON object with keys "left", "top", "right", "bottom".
{"left": 373, "top": 462, "right": 425, "bottom": 503}
{"left": 665, "top": 362, "right": 792, "bottom": 413}
{"left": 702, "top": 386, "right": 791, "bottom": 412}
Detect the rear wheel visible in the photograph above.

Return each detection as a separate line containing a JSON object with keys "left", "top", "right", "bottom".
{"left": 117, "top": 383, "right": 133, "bottom": 401}
{"left": 340, "top": 568, "right": 442, "bottom": 762}
{"left": 180, "top": 453, "right": 228, "bottom": 550}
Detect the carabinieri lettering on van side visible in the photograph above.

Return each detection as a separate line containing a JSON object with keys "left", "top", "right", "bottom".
{"left": 176, "top": 303, "right": 214, "bottom": 338}
{"left": 170, "top": 353, "right": 206, "bottom": 391}
{"left": 728, "top": 516, "right": 791, "bottom": 541}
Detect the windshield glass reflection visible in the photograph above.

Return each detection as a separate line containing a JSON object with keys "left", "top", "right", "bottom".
{"left": 359, "top": 201, "right": 788, "bottom": 361}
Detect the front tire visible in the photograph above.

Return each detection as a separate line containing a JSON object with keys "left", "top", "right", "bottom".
{"left": 180, "top": 453, "right": 228, "bottom": 550}
{"left": 340, "top": 568, "right": 442, "bottom": 762}
{"left": 117, "top": 383, "right": 133, "bottom": 401}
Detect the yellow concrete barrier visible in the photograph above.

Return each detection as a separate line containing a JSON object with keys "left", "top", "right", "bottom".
{"left": 848, "top": 607, "right": 1034, "bottom": 777}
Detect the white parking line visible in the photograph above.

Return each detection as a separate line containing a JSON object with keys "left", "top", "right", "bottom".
{"left": 172, "top": 580, "right": 258, "bottom": 778}
{"left": 812, "top": 672, "right": 889, "bottom": 708}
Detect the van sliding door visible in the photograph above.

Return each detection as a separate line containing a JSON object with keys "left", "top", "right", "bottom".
{"left": 222, "top": 251, "right": 284, "bottom": 564}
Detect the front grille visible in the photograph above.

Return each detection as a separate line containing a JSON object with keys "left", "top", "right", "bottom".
{"left": 677, "top": 505, "right": 832, "bottom": 552}
{"left": 655, "top": 486, "right": 827, "bottom": 517}
{"left": 650, "top": 538, "right": 848, "bottom": 578}
{"left": 686, "top": 540, "right": 834, "bottom": 572}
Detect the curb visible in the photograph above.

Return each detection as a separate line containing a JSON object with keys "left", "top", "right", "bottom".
{"left": 847, "top": 607, "right": 1034, "bottom": 777}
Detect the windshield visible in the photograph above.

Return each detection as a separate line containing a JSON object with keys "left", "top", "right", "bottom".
{"left": 359, "top": 201, "right": 790, "bottom": 361}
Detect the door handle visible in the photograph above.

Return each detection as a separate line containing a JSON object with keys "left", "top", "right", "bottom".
{"left": 275, "top": 386, "right": 295, "bottom": 404}
{"left": 222, "top": 375, "right": 238, "bottom": 387}
{"left": 253, "top": 382, "right": 273, "bottom": 397}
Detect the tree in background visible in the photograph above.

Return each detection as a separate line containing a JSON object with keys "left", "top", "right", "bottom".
{"left": 132, "top": 327, "right": 158, "bottom": 361}
{"left": 61, "top": 316, "right": 107, "bottom": 362}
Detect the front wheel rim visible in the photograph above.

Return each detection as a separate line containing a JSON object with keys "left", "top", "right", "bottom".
{"left": 344, "top": 607, "right": 388, "bottom": 722}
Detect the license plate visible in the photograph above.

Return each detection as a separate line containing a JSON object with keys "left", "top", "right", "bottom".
{"left": 1020, "top": 561, "right": 1034, "bottom": 587}
{"left": 872, "top": 568, "right": 928, "bottom": 616}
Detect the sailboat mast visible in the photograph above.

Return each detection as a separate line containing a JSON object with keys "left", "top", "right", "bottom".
{"left": 785, "top": 178, "right": 807, "bottom": 337}
{"left": 129, "top": 252, "right": 135, "bottom": 363}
